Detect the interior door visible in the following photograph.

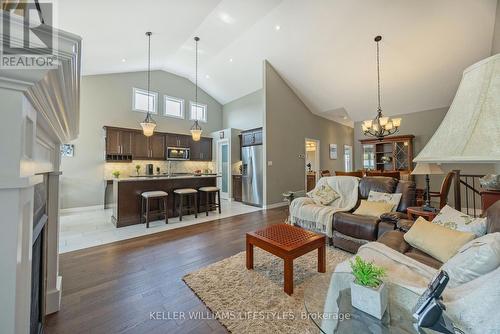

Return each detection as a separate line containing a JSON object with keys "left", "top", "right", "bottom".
{"left": 217, "top": 140, "right": 229, "bottom": 199}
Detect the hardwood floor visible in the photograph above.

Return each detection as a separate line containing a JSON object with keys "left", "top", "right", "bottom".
{"left": 45, "top": 207, "right": 288, "bottom": 334}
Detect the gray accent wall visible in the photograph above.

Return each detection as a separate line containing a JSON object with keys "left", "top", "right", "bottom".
{"left": 264, "top": 61, "right": 354, "bottom": 205}
{"left": 60, "top": 70, "right": 222, "bottom": 209}
{"left": 222, "top": 89, "right": 263, "bottom": 129}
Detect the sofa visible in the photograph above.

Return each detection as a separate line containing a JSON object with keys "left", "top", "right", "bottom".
{"left": 332, "top": 176, "right": 416, "bottom": 253}
{"left": 378, "top": 200, "right": 500, "bottom": 269}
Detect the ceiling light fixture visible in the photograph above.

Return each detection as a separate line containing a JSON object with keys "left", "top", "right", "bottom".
{"left": 275, "top": 25, "right": 281, "bottom": 31}
{"left": 229, "top": 58, "right": 233, "bottom": 62}
{"left": 121, "top": 58, "right": 126, "bottom": 62}
{"left": 140, "top": 31, "right": 156, "bottom": 137}
{"left": 190, "top": 36, "right": 202, "bottom": 142}
{"left": 362, "top": 35, "right": 401, "bottom": 140}
{"left": 205, "top": 74, "right": 210, "bottom": 79}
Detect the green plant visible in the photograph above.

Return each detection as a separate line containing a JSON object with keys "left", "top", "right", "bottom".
{"left": 350, "top": 256, "right": 386, "bottom": 288}
{"left": 135, "top": 165, "right": 141, "bottom": 175}
{"left": 112, "top": 170, "right": 120, "bottom": 178}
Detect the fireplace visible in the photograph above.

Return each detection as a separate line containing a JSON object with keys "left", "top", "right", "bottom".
{"left": 31, "top": 174, "right": 48, "bottom": 334}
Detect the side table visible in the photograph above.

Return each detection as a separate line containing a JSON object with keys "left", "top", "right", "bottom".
{"left": 407, "top": 206, "right": 438, "bottom": 221}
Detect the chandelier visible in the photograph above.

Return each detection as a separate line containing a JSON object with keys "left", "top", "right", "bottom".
{"left": 362, "top": 36, "right": 401, "bottom": 139}
{"left": 190, "top": 36, "right": 202, "bottom": 141}
{"left": 140, "top": 31, "right": 156, "bottom": 137}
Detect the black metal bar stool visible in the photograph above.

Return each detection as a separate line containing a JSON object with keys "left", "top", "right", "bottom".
{"left": 198, "top": 186, "right": 221, "bottom": 216}
{"left": 141, "top": 191, "right": 168, "bottom": 228}
{"left": 173, "top": 188, "right": 198, "bottom": 221}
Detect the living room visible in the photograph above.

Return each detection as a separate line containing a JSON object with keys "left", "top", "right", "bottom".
{"left": 0, "top": 1, "right": 499, "bottom": 334}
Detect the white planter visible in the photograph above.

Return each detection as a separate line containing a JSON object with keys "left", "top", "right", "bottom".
{"left": 350, "top": 281, "right": 388, "bottom": 320}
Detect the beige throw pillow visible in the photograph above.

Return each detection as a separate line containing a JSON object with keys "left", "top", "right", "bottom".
{"left": 432, "top": 205, "right": 487, "bottom": 237}
{"left": 367, "top": 190, "right": 402, "bottom": 212}
{"left": 307, "top": 184, "right": 340, "bottom": 205}
{"left": 353, "top": 200, "right": 395, "bottom": 218}
{"left": 442, "top": 233, "right": 500, "bottom": 287}
{"left": 404, "top": 217, "right": 475, "bottom": 263}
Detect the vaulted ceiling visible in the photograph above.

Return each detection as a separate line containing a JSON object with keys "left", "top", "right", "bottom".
{"left": 53, "top": 0, "right": 497, "bottom": 126}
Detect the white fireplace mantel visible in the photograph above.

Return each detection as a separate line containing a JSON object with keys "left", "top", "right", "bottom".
{"left": 0, "top": 10, "right": 81, "bottom": 334}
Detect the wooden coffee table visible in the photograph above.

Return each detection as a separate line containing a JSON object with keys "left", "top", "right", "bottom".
{"left": 246, "top": 223, "right": 326, "bottom": 295}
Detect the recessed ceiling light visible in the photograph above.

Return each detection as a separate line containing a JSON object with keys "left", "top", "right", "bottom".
{"left": 275, "top": 25, "right": 281, "bottom": 31}
{"left": 229, "top": 58, "right": 233, "bottom": 62}
{"left": 121, "top": 58, "right": 126, "bottom": 62}
{"left": 219, "top": 12, "right": 235, "bottom": 24}
{"left": 205, "top": 74, "right": 210, "bottom": 79}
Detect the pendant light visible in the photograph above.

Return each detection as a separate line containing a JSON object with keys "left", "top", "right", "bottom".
{"left": 190, "top": 36, "right": 202, "bottom": 142}
{"left": 362, "top": 36, "right": 401, "bottom": 140}
{"left": 140, "top": 31, "right": 156, "bottom": 137}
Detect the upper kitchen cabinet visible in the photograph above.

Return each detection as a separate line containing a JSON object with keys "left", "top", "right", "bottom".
{"left": 133, "top": 132, "right": 165, "bottom": 160}
{"left": 104, "top": 127, "right": 133, "bottom": 161}
{"left": 190, "top": 137, "right": 213, "bottom": 161}
{"left": 241, "top": 127, "right": 263, "bottom": 147}
{"left": 166, "top": 133, "right": 190, "bottom": 147}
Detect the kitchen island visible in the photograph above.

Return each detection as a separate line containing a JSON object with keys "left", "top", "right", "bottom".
{"left": 112, "top": 174, "right": 218, "bottom": 227}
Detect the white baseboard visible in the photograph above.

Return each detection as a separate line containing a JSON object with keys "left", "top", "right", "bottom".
{"left": 45, "top": 276, "right": 62, "bottom": 315}
{"left": 60, "top": 204, "right": 105, "bottom": 214}
{"left": 264, "top": 201, "right": 288, "bottom": 209}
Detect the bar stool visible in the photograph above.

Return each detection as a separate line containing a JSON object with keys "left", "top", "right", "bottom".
{"left": 198, "top": 186, "right": 221, "bottom": 216}
{"left": 173, "top": 188, "right": 198, "bottom": 221}
{"left": 141, "top": 191, "right": 168, "bottom": 228}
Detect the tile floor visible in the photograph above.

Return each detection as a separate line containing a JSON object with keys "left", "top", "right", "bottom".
{"left": 59, "top": 200, "right": 262, "bottom": 253}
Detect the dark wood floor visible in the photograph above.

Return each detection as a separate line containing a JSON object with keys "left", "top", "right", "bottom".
{"left": 45, "top": 207, "right": 287, "bottom": 334}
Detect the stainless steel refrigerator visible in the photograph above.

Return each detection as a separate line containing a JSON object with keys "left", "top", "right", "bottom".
{"left": 241, "top": 145, "right": 263, "bottom": 207}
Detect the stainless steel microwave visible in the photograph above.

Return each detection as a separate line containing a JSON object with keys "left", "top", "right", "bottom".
{"left": 166, "top": 147, "right": 190, "bottom": 160}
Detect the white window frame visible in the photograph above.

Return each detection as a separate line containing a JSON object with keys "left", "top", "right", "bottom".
{"left": 344, "top": 144, "right": 353, "bottom": 172}
{"left": 132, "top": 87, "right": 158, "bottom": 114}
{"left": 189, "top": 101, "right": 208, "bottom": 123}
{"left": 163, "top": 95, "right": 185, "bottom": 119}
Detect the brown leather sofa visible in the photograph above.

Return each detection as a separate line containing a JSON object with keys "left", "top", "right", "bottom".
{"left": 332, "top": 176, "right": 416, "bottom": 253}
{"left": 378, "top": 200, "right": 500, "bottom": 269}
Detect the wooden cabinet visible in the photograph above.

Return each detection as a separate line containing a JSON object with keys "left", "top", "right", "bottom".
{"left": 359, "top": 135, "right": 414, "bottom": 175}
{"left": 133, "top": 133, "right": 165, "bottom": 160}
{"left": 190, "top": 137, "right": 212, "bottom": 161}
{"left": 166, "top": 134, "right": 190, "bottom": 147}
{"left": 241, "top": 128, "right": 263, "bottom": 147}
{"left": 233, "top": 175, "right": 242, "bottom": 202}
{"left": 105, "top": 127, "right": 133, "bottom": 161}
{"left": 306, "top": 173, "right": 316, "bottom": 192}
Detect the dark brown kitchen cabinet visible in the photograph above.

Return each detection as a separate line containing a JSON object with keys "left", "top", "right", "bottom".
{"left": 105, "top": 127, "right": 133, "bottom": 161}
{"left": 166, "top": 134, "right": 190, "bottom": 147}
{"left": 232, "top": 175, "right": 242, "bottom": 202}
{"left": 133, "top": 133, "right": 165, "bottom": 160}
{"left": 241, "top": 127, "right": 263, "bottom": 146}
{"left": 190, "top": 137, "right": 212, "bottom": 161}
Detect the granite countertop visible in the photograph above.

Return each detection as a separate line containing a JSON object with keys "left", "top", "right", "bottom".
{"left": 111, "top": 174, "right": 220, "bottom": 182}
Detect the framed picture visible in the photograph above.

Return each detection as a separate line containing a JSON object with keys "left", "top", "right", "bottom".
{"left": 60, "top": 144, "right": 74, "bottom": 157}
{"left": 329, "top": 144, "right": 337, "bottom": 160}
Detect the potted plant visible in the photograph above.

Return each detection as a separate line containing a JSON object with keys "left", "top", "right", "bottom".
{"left": 112, "top": 170, "right": 120, "bottom": 179}
{"left": 350, "top": 256, "right": 388, "bottom": 319}
{"left": 135, "top": 165, "right": 141, "bottom": 176}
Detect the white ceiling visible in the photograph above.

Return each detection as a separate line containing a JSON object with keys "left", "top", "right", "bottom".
{"left": 53, "top": 0, "right": 498, "bottom": 126}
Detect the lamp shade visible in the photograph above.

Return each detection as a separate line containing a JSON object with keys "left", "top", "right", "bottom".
{"left": 411, "top": 163, "right": 444, "bottom": 175}
{"left": 414, "top": 54, "right": 500, "bottom": 163}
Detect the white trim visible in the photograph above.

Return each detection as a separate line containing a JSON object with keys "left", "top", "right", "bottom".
{"left": 263, "top": 201, "right": 288, "bottom": 209}
{"left": 60, "top": 204, "right": 105, "bottom": 214}
{"left": 163, "top": 95, "right": 185, "bottom": 119}
{"left": 132, "top": 87, "right": 158, "bottom": 114}
{"left": 189, "top": 101, "right": 208, "bottom": 123}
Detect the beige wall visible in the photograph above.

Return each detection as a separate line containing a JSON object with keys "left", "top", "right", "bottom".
{"left": 264, "top": 61, "right": 354, "bottom": 205}
{"left": 60, "top": 70, "right": 222, "bottom": 209}
{"left": 493, "top": 0, "right": 500, "bottom": 54}
{"left": 222, "top": 89, "right": 263, "bottom": 130}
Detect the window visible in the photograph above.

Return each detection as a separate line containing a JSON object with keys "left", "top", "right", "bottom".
{"left": 344, "top": 145, "right": 353, "bottom": 172}
{"left": 133, "top": 88, "right": 157, "bottom": 113}
{"left": 164, "top": 96, "right": 184, "bottom": 119}
{"left": 189, "top": 102, "right": 207, "bottom": 122}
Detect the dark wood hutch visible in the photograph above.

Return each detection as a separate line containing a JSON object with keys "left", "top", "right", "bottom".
{"left": 359, "top": 135, "right": 414, "bottom": 179}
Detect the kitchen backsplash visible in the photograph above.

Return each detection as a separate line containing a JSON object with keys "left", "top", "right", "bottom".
{"left": 104, "top": 160, "right": 215, "bottom": 179}
{"left": 232, "top": 161, "right": 242, "bottom": 175}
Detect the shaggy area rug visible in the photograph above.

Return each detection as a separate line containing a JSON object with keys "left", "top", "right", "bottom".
{"left": 183, "top": 247, "right": 352, "bottom": 334}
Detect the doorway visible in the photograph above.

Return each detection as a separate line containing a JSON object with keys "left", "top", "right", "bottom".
{"left": 305, "top": 139, "right": 320, "bottom": 192}
{"left": 217, "top": 139, "right": 230, "bottom": 199}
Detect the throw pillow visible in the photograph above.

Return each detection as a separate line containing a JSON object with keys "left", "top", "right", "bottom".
{"left": 307, "top": 184, "right": 340, "bottom": 206}
{"left": 432, "top": 205, "right": 487, "bottom": 237}
{"left": 404, "top": 217, "right": 476, "bottom": 263}
{"left": 353, "top": 200, "right": 395, "bottom": 218}
{"left": 442, "top": 233, "right": 500, "bottom": 287}
{"left": 367, "top": 190, "right": 402, "bottom": 212}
